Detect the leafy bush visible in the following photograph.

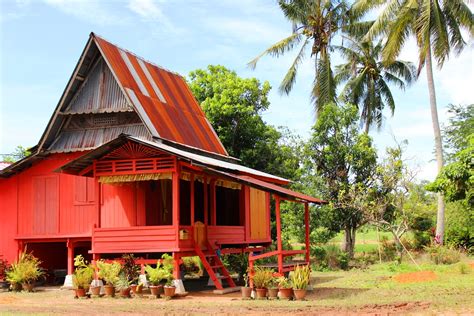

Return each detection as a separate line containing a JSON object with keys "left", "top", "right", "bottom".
{"left": 425, "top": 245, "right": 461, "bottom": 265}
{"left": 121, "top": 254, "right": 140, "bottom": 284}
{"left": 182, "top": 257, "right": 201, "bottom": 275}
{"left": 251, "top": 267, "right": 273, "bottom": 289}
{"left": 72, "top": 255, "right": 94, "bottom": 290}
{"left": 221, "top": 253, "right": 248, "bottom": 282}
{"left": 445, "top": 202, "right": 473, "bottom": 252}
{"left": 276, "top": 276, "right": 291, "bottom": 289}
{"left": 457, "top": 262, "right": 471, "bottom": 275}
{"left": 311, "top": 245, "right": 349, "bottom": 270}
{"left": 291, "top": 265, "right": 311, "bottom": 289}
{"left": 144, "top": 254, "right": 174, "bottom": 286}
{"left": 380, "top": 236, "right": 397, "bottom": 261}
{"left": 96, "top": 260, "right": 121, "bottom": 286}
{"left": 6, "top": 252, "right": 44, "bottom": 287}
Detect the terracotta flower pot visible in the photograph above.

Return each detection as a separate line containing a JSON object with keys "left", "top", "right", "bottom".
{"left": 104, "top": 285, "right": 115, "bottom": 297}
{"left": 120, "top": 287, "right": 131, "bottom": 298}
{"left": 75, "top": 288, "right": 86, "bottom": 298}
{"left": 11, "top": 283, "right": 22, "bottom": 292}
{"left": 130, "top": 284, "right": 137, "bottom": 294}
{"left": 163, "top": 285, "right": 176, "bottom": 298}
{"left": 149, "top": 285, "right": 163, "bottom": 297}
{"left": 22, "top": 283, "right": 34, "bottom": 292}
{"left": 90, "top": 286, "right": 101, "bottom": 296}
{"left": 255, "top": 288, "right": 267, "bottom": 299}
{"left": 268, "top": 288, "right": 279, "bottom": 299}
{"left": 293, "top": 289, "right": 307, "bottom": 300}
{"left": 279, "top": 287, "right": 293, "bottom": 299}
{"left": 241, "top": 287, "right": 252, "bottom": 299}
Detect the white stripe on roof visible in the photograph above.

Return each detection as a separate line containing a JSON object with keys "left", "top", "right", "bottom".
{"left": 125, "top": 88, "right": 160, "bottom": 137}
{"left": 119, "top": 50, "right": 149, "bottom": 97}
{"left": 137, "top": 58, "right": 167, "bottom": 103}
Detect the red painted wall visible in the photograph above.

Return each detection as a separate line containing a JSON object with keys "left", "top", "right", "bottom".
{"left": 0, "top": 152, "right": 97, "bottom": 264}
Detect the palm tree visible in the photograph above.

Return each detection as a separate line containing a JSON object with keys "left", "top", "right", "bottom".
{"left": 248, "top": 0, "right": 350, "bottom": 115}
{"left": 335, "top": 37, "right": 416, "bottom": 133}
{"left": 352, "top": 0, "right": 473, "bottom": 243}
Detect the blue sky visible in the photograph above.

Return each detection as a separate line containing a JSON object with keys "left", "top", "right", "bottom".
{"left": 0, "top": 0, "right": 472, "bottom": 180}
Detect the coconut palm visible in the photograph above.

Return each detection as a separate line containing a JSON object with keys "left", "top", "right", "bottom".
{"left": 248, "top": 0, "right": 350, "bottom": 116}
{"left": 352, "top": 0, "right": 473, "bottom": 243}
{"left": 335, "top": 37, "right": 416, "bottom": 133}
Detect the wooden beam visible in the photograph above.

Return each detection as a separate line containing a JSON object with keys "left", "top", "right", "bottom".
{"left": 275, "top": 195, "right": 283, "bottom": 274}
{"left": 204, "top": 176, "right": 208, "bottom": 226}
{"left": 172, "top": 168, "right": 180, "bottom": 242}
{"left": 305, "top": 202, "right": 310, "bottom": 263}
{"left": 244, "top": 186, "right": 250, "bottom": 242}
{"left": 210, "top": 179, "right": 216, "bottom": 226}
{"left": 67, "top": 239, "right": 74, "bottom": 275}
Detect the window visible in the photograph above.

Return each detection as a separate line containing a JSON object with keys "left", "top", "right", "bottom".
{"left": 215, "top": 186, "right": 241, "bottom": 226}
{"left": 74, "top": 177, "right": 95, "bottom": 204}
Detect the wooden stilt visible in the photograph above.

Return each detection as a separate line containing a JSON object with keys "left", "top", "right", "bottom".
{"left": 275, "top": 196, "right": 283, "bottom": 274}
{"left": 67, "top": 239, "right": 74, "bottom": 275}
{"left": 304, "top": 202, "right": 310, "bottom": 263}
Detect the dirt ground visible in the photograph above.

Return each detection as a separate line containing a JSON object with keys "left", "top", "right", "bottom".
{"left": 0, "top": 286, "right": 433, "bottom": 316}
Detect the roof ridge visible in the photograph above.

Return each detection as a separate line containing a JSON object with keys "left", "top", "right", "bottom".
{"left": 91, "top": 32, "right": 185, "bottom": 79}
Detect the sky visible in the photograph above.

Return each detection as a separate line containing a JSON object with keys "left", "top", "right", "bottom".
{"left": 0, "top": 0, "right": 472, "bottom": 181}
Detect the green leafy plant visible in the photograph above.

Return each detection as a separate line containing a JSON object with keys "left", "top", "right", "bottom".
{"left": 144, "top": 261, "right": 170, "bottom": 286}
{"left": 165, "top": 275, "right": 175, "bottom": 287}
{"left": 6, "top": 252, "right": 44, "bottom": 287}
{"left": 276, "top": 276, "right": 291, "bottom": 289}
{"left": 251, "top": 267, "right": 273, "bottom": 289}
{"left": 160, "top": 254, "right": 174, "bottom": 274}
{"left": 116, "top": 274, "right": 131, "bottom": 291}
{"left": 425, "top": 245, "right": 461, "bottom": 265}
{"left": 291, "top": 265, "right": 311, "bottom": 290}
{"left": 96, "top": 260, "right": 121, "bottom": 286}
{"left": 242, "top": 273, "right": 249, "bottom": 288}
{"left": 72, "top": 255, "right": 94, "bottom": 290}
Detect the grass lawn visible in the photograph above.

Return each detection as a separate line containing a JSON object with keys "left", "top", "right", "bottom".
{"left": 1, "top": 261, "right": 472, "bottom": 315}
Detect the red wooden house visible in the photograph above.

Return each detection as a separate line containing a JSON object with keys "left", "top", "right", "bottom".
{"left": 0, "top": 33, "right": 323, "bottom": 291}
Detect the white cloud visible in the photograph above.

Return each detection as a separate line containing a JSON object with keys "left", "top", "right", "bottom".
{"left": 127, "top": 0, "right": 172, "bottom": 28}
{"left": 43, "top": 0, "right": 125, "bottom": 26}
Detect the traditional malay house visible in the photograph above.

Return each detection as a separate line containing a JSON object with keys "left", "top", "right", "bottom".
{"left": 0, "top": 33, "right": 323, "bottom": 291}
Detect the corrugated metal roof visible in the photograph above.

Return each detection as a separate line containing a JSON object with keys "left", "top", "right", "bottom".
{"left": 65, "top": 58, "right": 132, "bottom": 114}
{"left": 93, "top": 34, "right": 229, "bottom": 156}
{"left": 0, "top": 162, "right": 12, "bottom": 170}
{"left": 49, "top": 124, "right": 151, "bottom": 153}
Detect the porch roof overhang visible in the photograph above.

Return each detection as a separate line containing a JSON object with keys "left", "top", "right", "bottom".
{"left": 56, "top": 134, "right": 325, "bottom": 204}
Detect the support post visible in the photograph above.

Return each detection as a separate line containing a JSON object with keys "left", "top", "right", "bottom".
{"left": 172, "top": 169, "right": 180, "bottom": 242}
{"left": 275, "top": 195, "right": 283, "bottom": 274}
{"left": 67, "top": 239, "right": 74, "bottom": 275}
{"left": 204, "top": 176, "right": 208, "bottom": 226}
{"left": 95, "top": 176, "right": 101, "bottom": 228}
{"left": 305, "top": 202, "right": 310, "bottom": 263}
{"left": 190, "top": 173, "right": 195, "bottom": 227}
{"left": 210, "top": 179, "right": 216, "bottom": 226}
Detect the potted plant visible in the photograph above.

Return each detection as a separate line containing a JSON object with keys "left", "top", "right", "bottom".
{"left": 121, "top": 254, "right": 140, "bottom": 295}
{"left": 251, "top": 267, "right": 273, "bottom": 299}
{"left": 96, "top": 260, "right": 121, "bottom": 297}
{"left": 116, "top": 274, "right": 131, "bottom": 298}
{"left": 277, "top": 276, "right": 293, "bottom": 299}
{"left": 163, "top": 276, "right": 176, "bottom": 298}
{"left": 132, "top": 282, "right": 144, "bottom": 295}
{"left": 241, "top": 272, "right": 252, "bottom": 299}
{"left": 72, "top": 255, "right": 94, "bottom": 298}
{"left": 6, "top": 252, "right": 44, "bottom": 292}
{"left": 267, "top": 277, "right": 279, "bottom": 299}
{"left": 291, "top": 265, "right": 311, "bottom": 300}
{"left": 144, "top": 262, "right": 168, "bottom": 297}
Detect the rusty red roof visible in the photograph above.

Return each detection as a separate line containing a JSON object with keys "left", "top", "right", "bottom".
{"left": 93, "top": 34, "right": 228, "bottom": 156}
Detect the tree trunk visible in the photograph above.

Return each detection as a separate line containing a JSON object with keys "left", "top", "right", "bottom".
{"left": 343, "top": 225, "right": 356, "bottom": 259}
{"left": 426, "top": 45, "right": 446, "bottom": 244}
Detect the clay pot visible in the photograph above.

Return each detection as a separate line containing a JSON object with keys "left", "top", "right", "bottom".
{"left": 11, "top": 283, "right": 22, "bottom": 292}
{"left": 22, "top": 283, "right": 34, "bottom": 292}
{"left": 90, "top": 286, "right": 101, "bottom": 296}
{"left": 279, "top": 288, "right": 293, "bottom": 299}
{"left": 293, "top": 289, "right": 307, "bottom": 300}
{"left": 149, "top": 285, "right": 163, "bottom": 297}
{"left": 163, "top": 286, "right": 176, "bottom": 298}
{"left": 104, "top": 285, "right": 115, "bottom": 297}
{"left": 268, "top": 288, "right": 279, "bottom": 299}
{"left": 130, "top": 284, "right": 137, "bottom": 294}
{"left": 255, "top": 288, "right": 267, "bottom": 299}
{"left": 120, "top": 287, "right": 131, "bottom": 298}
{"left": 241, "top": 287, "right": 252, "bottom": 299}
{"left": 75, "top": 288, "right": 86, "bottom": 297}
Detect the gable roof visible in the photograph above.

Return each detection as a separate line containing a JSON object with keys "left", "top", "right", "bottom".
{"left": 37, "top": 32, "right": 228, "bottom": 156}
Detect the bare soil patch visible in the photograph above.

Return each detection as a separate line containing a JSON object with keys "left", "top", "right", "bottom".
{"left": 393, "top": 271, "right": 437, "bottom": 283}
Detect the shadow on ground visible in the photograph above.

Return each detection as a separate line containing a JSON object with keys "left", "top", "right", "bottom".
{"left": 311, "top": 287, "right": 368, "bottom": 300}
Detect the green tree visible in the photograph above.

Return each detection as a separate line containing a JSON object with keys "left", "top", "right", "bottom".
{"left": 248, "top": 0, "right": 350, "bottom": 115}
{"left": 306, "top": 103, "right": 377, "bottom": 258}
{"left": 352, "top": 0, "right": 474, "bottom": 244}
{"left": 187, "top": 65, "right": 301, "bottom": 180}
{"left": 335, "top": 37, "right": 416, "bottom": 133}
{"left": 2, "top": 146, "right": 31, "bottom": 163}
{"left": 443, "top": 104, "right": 474, "bottom": 160}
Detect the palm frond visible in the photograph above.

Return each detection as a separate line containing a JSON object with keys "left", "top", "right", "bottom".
{"left": 248, "top": 33, "right": 303, "bottom": 70}
{"left": 279, "top": 38, "right": 310, "bottom": 95}
{"left": 312, "top": 52, "right": 337, "bottom": 115}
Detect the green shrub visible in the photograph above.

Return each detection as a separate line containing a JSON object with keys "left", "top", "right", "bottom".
{"left": 380, "top": 236, "right": 397, "bottom": 261}
{"left": 221, "top": 253, "right": 248, "bottom": 281}
{"left": 425, "top": 245, "right": 461, "bottom": 264}
{"left": 144, "top": 261, "right": 170, "bottom": 286}
{"left": 6, "top": 252, "right": 44, "bottom": 287}
{"left": 96, "top": 260, "right": 121, "bottom": 286}
{"left": 251, "top": 267, "right": 273, "bottom": 289}
{"left": 457, "top": 262, "right": 471, "bottom": 274}
{"left": 291, "top": 265, "right": 311, "bottom": 289}
{"left": 72, "top": 255, "right": 94, "bottom": 290}
{"left": 121, "top": 254, "right": 140, "bottom": 284}
{"left": 182, "top": 257, "right": 201, "bottom": 275}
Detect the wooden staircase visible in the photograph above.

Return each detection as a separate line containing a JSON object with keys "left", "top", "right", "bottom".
{"left": 194, "top": 241, "right": 237, "bottom": 291}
